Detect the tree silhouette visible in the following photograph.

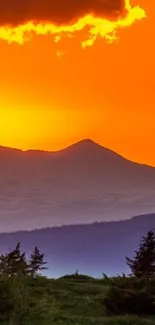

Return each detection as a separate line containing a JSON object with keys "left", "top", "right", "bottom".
{"left": 29, "top": 246, "right": 47, "bottom": 277}
{"left": 126, "top": 230, "right": 155, "bottom": 278}
{"left": 0, "top": 242, "right": 28, "bottom": 277}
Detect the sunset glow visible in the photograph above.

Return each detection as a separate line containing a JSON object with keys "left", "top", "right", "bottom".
{"left": 0, "top": 0, "right": 154, "bottom": 166}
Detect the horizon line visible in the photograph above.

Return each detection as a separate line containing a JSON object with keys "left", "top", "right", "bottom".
{"left": 0, "top": 213, "right": 155, "bottom": 235}
{"left": 0, "top": 138, "right": 154, "bottom": 168}
{"left": 0, "top": 138, "right": 97, "bottom": 153}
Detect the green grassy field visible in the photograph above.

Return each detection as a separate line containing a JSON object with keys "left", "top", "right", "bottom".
{"left": 28, "top": 275, "right": 155, "bottom": 325}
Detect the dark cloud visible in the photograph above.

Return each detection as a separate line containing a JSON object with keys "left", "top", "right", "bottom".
{"left": 0, "top": 0, "right": 125, "bottom": 26}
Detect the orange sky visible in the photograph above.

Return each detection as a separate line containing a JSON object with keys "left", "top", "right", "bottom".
{"left": 0, "top": 0, "right": 154, "bottom": 166}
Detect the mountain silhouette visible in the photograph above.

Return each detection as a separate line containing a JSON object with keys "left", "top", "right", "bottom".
{"left": 0, "top": 213, "right": 155, "bottom": 278}
{"left": 0, "top": 139, "right": 155, "bottom": 232}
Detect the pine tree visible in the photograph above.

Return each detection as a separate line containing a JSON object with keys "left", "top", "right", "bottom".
{"left": 0, "top": 243, "right": 28, "bottom": 277}
{"left": 29, "top": 246, "right": 47, "bottom": 277}
{"left": 126, "top": 230, "right": 155, "bottom": 279}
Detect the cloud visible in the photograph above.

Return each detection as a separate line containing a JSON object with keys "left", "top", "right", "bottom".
{"left": 0, "top": 0, "right": 146, "bottom": 47}
{"left": 0, "top": 0, "right": 125, "bottom": 26}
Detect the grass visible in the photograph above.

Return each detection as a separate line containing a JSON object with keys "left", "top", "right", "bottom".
{"left": 26, "top": 275, "right": 155, "bottom": 325}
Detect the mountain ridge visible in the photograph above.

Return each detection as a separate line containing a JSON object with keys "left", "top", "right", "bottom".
{"left": 0, "top": 139, "right": 154, "bottom": 168}
{"left": 0, "top": 139, "right": 155, "bottom": 232}
{"left": 0, "top": 212, "right": 154, "bottom": 235}
{"left": 0, "top": 213, "right": 155, "bottom": 278}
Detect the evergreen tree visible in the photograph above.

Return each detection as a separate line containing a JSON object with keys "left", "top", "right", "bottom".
{"left": 0, "top": 243, "right": 28, "bottom": 277}
{"left": 126, "top": 230, "right": 155, "bottom": 278}
{"left": 29, "top": 246, "right": 47, "bottom": 277}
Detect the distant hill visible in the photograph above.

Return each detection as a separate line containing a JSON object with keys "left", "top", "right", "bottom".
{"left": 0, "top": 139, "right": 155, "bottom": 232}
{"left": 0, "top": 213, "right": 155, "bottom": 278}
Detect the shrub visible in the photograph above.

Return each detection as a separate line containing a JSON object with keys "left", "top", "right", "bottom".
{"left": 104, "top": 284, "right": 155, "bottom": 315}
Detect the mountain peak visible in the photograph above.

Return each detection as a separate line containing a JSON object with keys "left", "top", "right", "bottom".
{"left": 71, "top": 138, "right": 99, "bottom": 148}
{"left": 59, "top": 138, "right": 125, "bottom": 162}
{"left": 59, "top": 139, "right": 105, "bottom": 158}
{"left": 64, "top": 138, "right": 103, "bottom": 151}
{"left": 77, "top": 139, "right": 97, "bottom": 145}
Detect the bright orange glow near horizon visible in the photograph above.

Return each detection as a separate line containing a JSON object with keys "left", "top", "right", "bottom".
{"left": 0, "top": 0, "right": 154, "bottom": 166}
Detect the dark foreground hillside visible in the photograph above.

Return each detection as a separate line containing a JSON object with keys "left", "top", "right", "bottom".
{"left": 39, "top": 276, "right": 155, "bottom": 325}
{"left": 1, "top": 274, "right": 155, "bottom": 325}
{"left": 28, "top": 276, "right": 155, "bottom": 325}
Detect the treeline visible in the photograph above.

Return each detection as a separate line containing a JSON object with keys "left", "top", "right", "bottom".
{"left": 0, "top": 230, "right": 155, "bottom": 323}
{"left": 103, "top": 230, "right": 155, "bottom": 315}
{"left": 0, "top": 243, "right": 47, "bottom": 278}
{"left": 0, "top": 244, "right": 50, "bottom": 324}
